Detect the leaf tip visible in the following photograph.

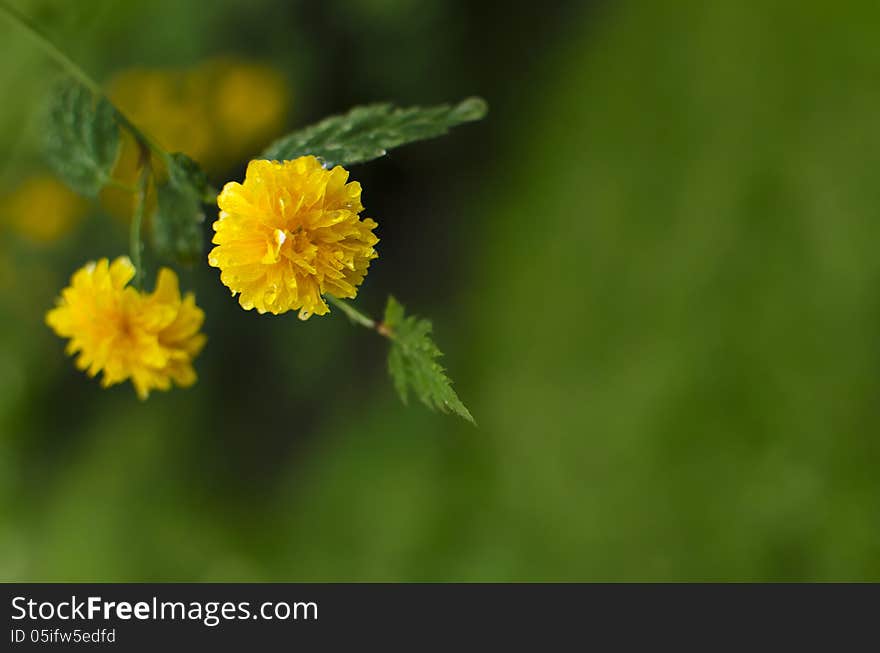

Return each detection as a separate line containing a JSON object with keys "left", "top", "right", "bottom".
{"left": 452, "top": 97, "right": 489, "bottom": 122}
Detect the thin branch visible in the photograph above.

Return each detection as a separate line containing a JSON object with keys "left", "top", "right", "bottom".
{"left": 0, "top": 0, "right": 173, "bottom": 168}
{"left": 0, "top": 1, "right": 103, "bottom": 96}
{"left": 325, "top": 295, "right": 378, "bottom": 331}
{"left": 130, "top": 157, "right": 151, "bottom": 289}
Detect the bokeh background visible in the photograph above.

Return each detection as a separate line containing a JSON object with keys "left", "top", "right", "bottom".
{"left": 1, "top": 0, "right": 879, "bottom": 581}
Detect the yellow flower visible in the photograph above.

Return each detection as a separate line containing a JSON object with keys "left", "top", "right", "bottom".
{"left": 211, "top": 60, "right": 289, "bottom": 160}
{"left": 107, "top": 58, "right": 289, "bottom": 176}
{"left": 108, "top": 67, "right": 214, "bottom": 167}
{"left": 209, "top": 157, "right": 379, "bottom": 319}
{"left": 102, "top": 58, "right": 290, "bottom": 221}
{"left": 46, "top": 257, "right": 206, "bottom": 399}
{"left": 1, "top": 175, "right": 87, "bottom": 243}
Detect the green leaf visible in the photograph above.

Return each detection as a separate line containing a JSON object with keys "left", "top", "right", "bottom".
{"left": 383, "top": 296, "right": 475, "bottom": 424}
{"left": 151, "top": 153, "right": 206, "bottom": 263}
{"left": 260, "top": 97, "right": 488, "bottom": 167}
{"left": 44, "top": 80, "right": 121, "bottom": 197}
{"left": 166, "top": 151, "right": 209, "bottom": 196}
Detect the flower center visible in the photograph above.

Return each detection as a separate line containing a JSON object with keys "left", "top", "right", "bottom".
{"left": 263, "top": 226, "right": 310, "bottom": 265}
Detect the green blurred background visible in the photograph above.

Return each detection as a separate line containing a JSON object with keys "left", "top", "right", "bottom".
{"left": 1, "top": 0, "right": 880, "bottom": 581}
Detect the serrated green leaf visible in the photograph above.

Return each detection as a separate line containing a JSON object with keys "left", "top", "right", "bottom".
{"left": 383, "top": 296, "right": 475, "bottom": 424}
{"left": 166, "top": 152, "right": 209, "bottom": 196}
{"left": 44, "top": 80, "right": 121, "bottom": 197}
{"left": 260, "top": 97, "right": 488, "bottom": 167}
{"left": 151, "top": 153, "right": 206, "bottom": 263}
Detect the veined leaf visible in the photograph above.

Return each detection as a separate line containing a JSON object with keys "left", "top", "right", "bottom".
{"left": 384, "top": 296, "right": 474, "bottom": 424}
{"left": 152, "top": 153, "right": 207, "bottom": 263}
{"left": 44, "top": 80, "right": 121, "bottom": 197}
{"left": 165, "top": 151, "right": 209, "bottom": 195}
{"left": 260, "top": 97, "right": 488, "bottom": 167}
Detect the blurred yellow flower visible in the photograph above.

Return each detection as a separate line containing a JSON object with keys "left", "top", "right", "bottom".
{"left": 209, "top": 157, "right": 379, "bottom": 319}
{"left": 102, "top": 58, "right": 289, "bottom": 221}
{"left": 1, "top": 175, "right": 87, "bottom": 243}
{"left": 108, "top": 58, "right": 289, "bottom": 175}
{"left": 46, "top": 257, "right": 206, "bottom": 399}
{"left": 109, "top": 67, "right": 214, "bottom": 167}
{"left": 211, "top": 61, "right": 289, "bottom": 161}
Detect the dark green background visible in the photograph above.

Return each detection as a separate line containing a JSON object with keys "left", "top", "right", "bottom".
{"left": 1, "top": 0, "right": 879, "bottom": 580}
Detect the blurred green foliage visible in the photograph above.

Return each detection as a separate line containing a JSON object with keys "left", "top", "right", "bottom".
{"left": 43, "top": 80, "right": 120, "bottom": 198}
{"left": 1, "top": 0, "right": 880, "bottom": 580}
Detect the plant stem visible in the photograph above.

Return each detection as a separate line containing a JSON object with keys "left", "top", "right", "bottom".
{"left": 115, "top": 113, "right": 174, "bottom": 170}
{"left": 130, "top": 161, "right": 151, "bottom": 289}
{"left": 104, "top": 178, "right": 138, "bottom": 194}
{"left": 0, "top": 0, "right": 103, "bottom": 96}
{"left": 0, "top": 0, "right": 172, "bottom": 167}
{"left": 326, "top": 295, "right": 377, "bottom": 330}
